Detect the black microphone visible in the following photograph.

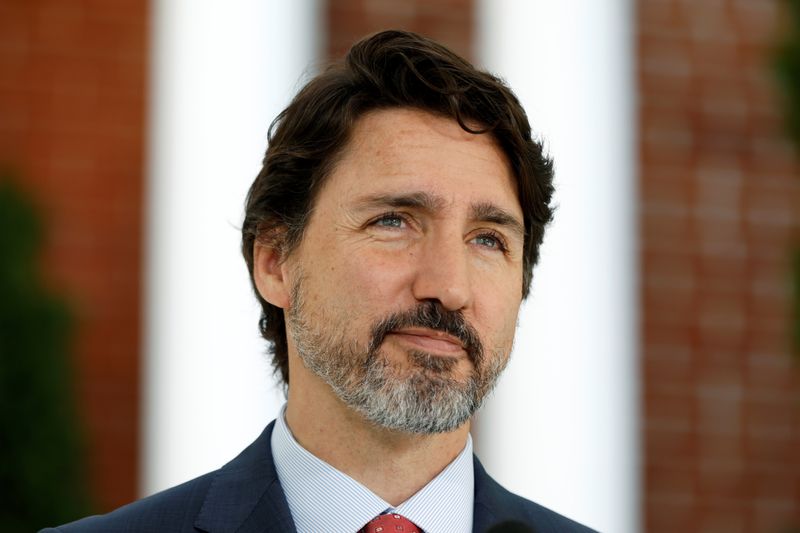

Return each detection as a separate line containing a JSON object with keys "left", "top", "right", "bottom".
{"left": 486, "top": 520, "right": 537, "bottom": 533}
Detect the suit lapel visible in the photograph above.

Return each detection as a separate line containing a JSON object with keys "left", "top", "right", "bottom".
{"left": 194, "top": 421, "right": 296, "bottom": 533}
{"left": 472, "top": 455, "right": 502, "bottom": 533}
{"left": 235, "top": 477, "right": 297, "bottom": 533}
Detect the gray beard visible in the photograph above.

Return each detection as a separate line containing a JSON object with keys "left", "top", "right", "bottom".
{"left": 286, "top": 274, "right": 508, "bottom": 434}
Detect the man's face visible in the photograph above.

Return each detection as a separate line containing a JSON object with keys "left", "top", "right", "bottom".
{"left": 282, "top": 108, "right": 525, "bottom": 434}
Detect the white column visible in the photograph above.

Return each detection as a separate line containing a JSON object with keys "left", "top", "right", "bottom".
{"left": 475, "top": 2, "right": 639, "bottom": 532}
{"left": 143, "top": 0, "right": 320, "bottom": 495}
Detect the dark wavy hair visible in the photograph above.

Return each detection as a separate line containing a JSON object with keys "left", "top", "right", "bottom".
{"left": 241, "top": 30, "right": 554, "bottom": 386}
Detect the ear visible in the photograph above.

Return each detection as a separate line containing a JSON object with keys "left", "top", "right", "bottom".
{"left": 253, "top": 241, "right": 290, "bottom": 309}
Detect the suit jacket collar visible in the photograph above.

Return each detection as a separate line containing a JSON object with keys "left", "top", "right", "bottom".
{"left": 193, "top": 421, "right": 506, "bottom": 533}
{"left": 194, "top": 421, "right": 295, "bottom": 533}
{"left": 472, "top": 455, "right": 509, "bottom": 532}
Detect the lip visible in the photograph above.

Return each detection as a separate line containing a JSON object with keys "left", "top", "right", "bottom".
{"left": 386, "top": 328, "right": 466, "bottom": 355}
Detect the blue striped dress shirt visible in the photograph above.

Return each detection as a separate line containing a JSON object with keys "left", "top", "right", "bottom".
{"left": 271, "top": 405, "right": 474, "bottom": 533}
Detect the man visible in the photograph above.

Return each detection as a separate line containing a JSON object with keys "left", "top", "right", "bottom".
{"left": 44, "top": 31, "right": 596, "bottom": 533}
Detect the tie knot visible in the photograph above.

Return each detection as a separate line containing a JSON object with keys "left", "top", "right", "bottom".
{"left": 360, "top": 513, "right": 422, "bottom": 533}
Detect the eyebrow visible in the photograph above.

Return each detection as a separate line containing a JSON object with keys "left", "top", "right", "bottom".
{"left": 354, "top": 192, "right": 446, "bottom": 212}
{"left": 353, "top": 192, "right": 526, "bottom": 240}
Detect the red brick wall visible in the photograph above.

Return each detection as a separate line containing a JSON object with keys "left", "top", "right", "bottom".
{"left": 639, "top": 1, "right": 800, "bottom": 531}
{"left": 0, "top": 0, "right": 146, "bottom": 512}
{"left": 327, "top": 0, "right": 474, "bottom": 60}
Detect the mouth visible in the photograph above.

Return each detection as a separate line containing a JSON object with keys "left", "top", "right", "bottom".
{"left": 386, "top": 327, "right": 467, "bottom": 356}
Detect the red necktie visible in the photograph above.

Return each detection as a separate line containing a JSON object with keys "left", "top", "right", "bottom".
{"left": 359, "top": 513, "right": 423, "bottom": 533}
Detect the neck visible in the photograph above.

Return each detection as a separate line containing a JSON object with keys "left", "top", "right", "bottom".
{"left": 284, "top": 363, "right": 470, "bottom": 506}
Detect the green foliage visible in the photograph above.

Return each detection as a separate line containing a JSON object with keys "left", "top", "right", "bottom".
{"left": 0, "top": 173, "right": 92, "bottom": 531}
{"left": 775, "top": 0, "right": 800, "bottom": 361}
{"left": 775, "top": 0, "right": 800, "bottom": 148}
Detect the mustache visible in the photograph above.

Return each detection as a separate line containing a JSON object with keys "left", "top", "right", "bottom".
{"left": 368, "top": 301, "right": 484, "bottom": 363}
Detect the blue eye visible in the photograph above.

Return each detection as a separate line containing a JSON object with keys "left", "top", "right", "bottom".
{"left": 373, "top": 213, "right": 405, "bottom": 228}
{"left": 473, "top": 232, "right": 506, "bottom": 251}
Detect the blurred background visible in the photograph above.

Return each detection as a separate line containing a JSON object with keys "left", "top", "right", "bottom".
{"left": 1, "top": 0, "right": 799, "bottom": 532}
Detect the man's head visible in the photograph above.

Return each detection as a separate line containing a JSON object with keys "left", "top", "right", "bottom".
{"left": 241, "top": 31, "right": 554, "bottom": 426}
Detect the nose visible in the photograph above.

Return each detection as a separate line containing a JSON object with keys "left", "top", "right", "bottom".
{"left": 410, "top": 233, "right": 472, "bottom": 311}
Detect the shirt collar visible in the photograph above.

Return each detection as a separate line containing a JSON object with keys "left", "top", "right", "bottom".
{"left": 271, "top": 405, "right": 474, "bottom": 533}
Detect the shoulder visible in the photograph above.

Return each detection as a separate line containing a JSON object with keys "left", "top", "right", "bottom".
{"left": 473, "top": 457, "right": 599, "bottom": 533}
{"left": 40, "top": 422, "right": 285, "bottom": 533}
{"left": 39, "top": 471, "right": 217, "bottom": 533}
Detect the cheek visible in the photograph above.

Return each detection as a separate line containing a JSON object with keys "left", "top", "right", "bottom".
{"left": 341, "top": 244, "right": 414, "bottom": 293}
{"left": 323, "top": 254, "right": 410, "bottom": 346}
{"left": 474, "top": 273, "right": 522, "bottom": 348}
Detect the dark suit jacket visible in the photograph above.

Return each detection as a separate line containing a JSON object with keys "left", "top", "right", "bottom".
{"left": 42, "top": 421, "right": 597, "bottom": 533}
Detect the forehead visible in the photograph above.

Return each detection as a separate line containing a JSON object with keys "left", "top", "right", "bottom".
{"left": 323, "top": 107, "right": 521, "bottom": 215}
